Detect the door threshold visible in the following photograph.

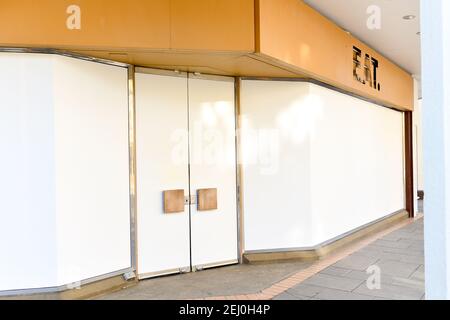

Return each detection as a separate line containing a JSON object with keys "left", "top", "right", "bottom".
{"left": 138, "top": 266, "right": 190, "bottom": 280}
{"left": 193, "top": 259, "right": 239, "bottom": 272}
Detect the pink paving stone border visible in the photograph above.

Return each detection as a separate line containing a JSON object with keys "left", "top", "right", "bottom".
{"left": 199, "top": 215, "right": 423, "bottom": 301}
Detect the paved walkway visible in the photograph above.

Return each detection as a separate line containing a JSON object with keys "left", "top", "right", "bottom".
{"left": 274, "top": 218, "right": 424, "bottom": 300}
{"left": 96, "top": 261, "right": 314, "bottom": 300}
{"left": 96, "top": 216, "right": 424, "bottom": 300}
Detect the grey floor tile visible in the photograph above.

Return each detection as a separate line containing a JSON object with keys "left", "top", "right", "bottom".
{"left": 302, "top": 274, "right": 364, "bottom": 291}
{"left": 409, "top": 243, "right": 425, "bottom": 251}
{"left": 339, "top": 270, "right": 424, "bottom": 291}
{"left": 400, "top": 225, "right": 420, "bottom": 233}
{"left": 375, "top": 259, "right": 421, "bottom": 278}
{"left": 314, "top": 288, "right": 374, "bottom": 300}
{"left": 389, "top": 277, "right": 424, "bottom": 290}
{"left": 410, "top": 268, "right": 425, "bottom": 281}
{"left": 375, "top": 246, "right": 423, "bottom": 257}
{"left": 354, "top": 282, "right": 424, "bottom": 300}
{"left": 287, "top": 284, "right": 326, "bottom": 298}
{"left": 398, "top": 254, "right": 424, "bottom": 265}
{"left": 340, "top": 270, "right": 370, "bottom": 281}
{"left": 382, "top": 233, "right": 403, "bottom": 241}
{"left": 358, "top": 251, "right": 412, "bottom": 263}
{"left": 333, "top": 254, "right": 379, "bottom": 271}
{"left": 372, "top": 239, "right": 413, "bottom": 249}
{"left": 355, "top": 247, "right": 385, "bottom": 258}
{"left": 273, "top": 292, "right": 309, "bottom": 300}
{"left": 384, "top": 231, "right": 423, "bottom": 241}
{"left": 320, "top": 266, "right": 352, "bottom": 277}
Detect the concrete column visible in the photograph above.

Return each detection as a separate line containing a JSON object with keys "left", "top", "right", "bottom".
{"left": 421, "top": 0, "right": 450, "bottom": 299}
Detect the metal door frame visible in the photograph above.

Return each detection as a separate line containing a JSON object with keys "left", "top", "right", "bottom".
{"left": 134, "top": 67, "right": 240, "bottom": 276}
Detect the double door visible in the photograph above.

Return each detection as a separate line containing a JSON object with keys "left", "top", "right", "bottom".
{"left": 135, "top": 69, "right": 238, "bottom": 279}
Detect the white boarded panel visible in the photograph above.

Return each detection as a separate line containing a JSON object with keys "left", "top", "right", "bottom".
{"left": 241, "top": 80, "right": 404, "bottom": 251}
{"left": 0, "top": 53, "right": 58, "bottom": 291}
{"left": 240, "top": 81, "right": 313, "bottom": 250}
{"left": 309, "top": 84, "right": 404, "bottom": 244}
{"left": 53, "top": 56, "right": 131, "bottom": 285}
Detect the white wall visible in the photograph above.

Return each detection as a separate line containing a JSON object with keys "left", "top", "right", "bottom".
{"left": 0, "top": 54, "right": 58, "bottom": 291}
{"left": 241, "top": 80, "right": 405, "bottom": 251}
{"left": 0, "top": 53, "right": 131, "bottom": 292}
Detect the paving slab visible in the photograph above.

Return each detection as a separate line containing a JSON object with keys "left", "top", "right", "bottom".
{"left": 410, "top": 268, "right": 425, "bottom": 282}
{"left": 371, "top": 239, "right": 413, "bottom": 249}
{"left": 302, "top": 273, "right": 365, "bottom": 291}
{"left": 375, "top": 259, "right": 421, "bottom": 278}
{"left": 313, "top": 288, "right": 375, "bottom": 300}
{"left": 333, "top": 253, "right": 380, "bottom": 271}
{"left": 334, "top": 269, "right": 424, "bottom": 290}
{"left": 368, "top": 245, "right": 423, "bottom": 257}
{"left": 273, "top": 292, "right": 309, "bottom": 300}
{"left": 320, "top": 266, "right": 352, "bottom": 277}
{"left": 287, "top": 284, "right": 327, "bottom": 298}
{"left": 353, "top": 282, "right": 424, "bottom": 300}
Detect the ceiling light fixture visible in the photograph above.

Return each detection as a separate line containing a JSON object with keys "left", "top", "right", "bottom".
{"left": 403, "top": 15, "right": 416, "bottom": 20}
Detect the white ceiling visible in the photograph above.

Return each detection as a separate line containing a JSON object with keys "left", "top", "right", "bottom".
{"left": 303, "top": 0, "right": 421, "bottom": 79}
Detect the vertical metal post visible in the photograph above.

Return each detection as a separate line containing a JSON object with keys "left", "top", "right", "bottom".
{"left": 235, "top": 77, "right": 245, "bottom": 263}
{"left": 404, "top": 111, "right": 415, "bottom": 218}
{"left": 128, "top": 66, "right": 138, "bottom": 272}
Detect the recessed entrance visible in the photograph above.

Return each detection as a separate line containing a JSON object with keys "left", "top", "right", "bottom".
{"left": 135, "top": 69, "right": 238, "bottom": 279}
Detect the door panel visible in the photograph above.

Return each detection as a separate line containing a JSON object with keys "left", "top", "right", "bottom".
{"left": 136, "top": 71, "right": 191, "bottom": 278}
{"left": 188, "top": 75, "right": 238, "bottom": 268}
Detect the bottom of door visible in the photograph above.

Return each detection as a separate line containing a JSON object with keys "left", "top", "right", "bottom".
{"left": 192, "top": 259, "right": 239, "bottom": 272}
{"left": 138, "top": 259, "right": 239, "bottom": 280}
{"left": 138, "top": 266, "right": 191, "bottom": 280}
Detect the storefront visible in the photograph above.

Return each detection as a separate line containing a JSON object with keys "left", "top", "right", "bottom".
{"left": 0, "top": 0, "right": 414, "bottom": 297}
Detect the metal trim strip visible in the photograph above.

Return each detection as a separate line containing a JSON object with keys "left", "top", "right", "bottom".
{"left": 128, "top": 66, "right": 138, "bottom": 273}
{"left": 239, "top": 77, "right": 406, "bottom": 113}
{"left": 0, "top": 47, "right": 129, "bottom": 68}
{"left": 243, "top": 209, "right": 408, "bottom": 254}
{"left": 194, "top": 259, "right": 239, "bottom": 271}
{"left": 188, "top": 72, "right": 235, "bottom": 82}
{"left": 0, "top": 267, "right": 133, "bottom": 297}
